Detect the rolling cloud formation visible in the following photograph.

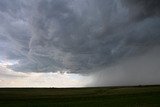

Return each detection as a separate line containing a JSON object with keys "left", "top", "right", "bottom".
{"left": 0, "top": 0, "right": 160, "bottom": 86}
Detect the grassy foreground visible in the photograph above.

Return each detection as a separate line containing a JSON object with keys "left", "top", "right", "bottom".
{"left": 0, "top": 85, "right": 160, "bottom": 107}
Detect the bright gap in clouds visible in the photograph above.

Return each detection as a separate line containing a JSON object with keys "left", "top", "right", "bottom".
{"left": 0, "top": 61, "right": 92, "bottom": 88}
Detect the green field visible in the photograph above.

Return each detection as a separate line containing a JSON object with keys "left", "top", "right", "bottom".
{"left": 0, "top": 85, "right": 160, "bottom": 107}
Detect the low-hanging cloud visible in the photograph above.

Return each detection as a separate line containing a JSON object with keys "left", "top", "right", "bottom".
{"left": 0, "top": 0, "right": 160, "bottom": 86}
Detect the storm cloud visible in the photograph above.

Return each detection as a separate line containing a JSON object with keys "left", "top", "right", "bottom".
{"left": 0, "top": 0, "right": 160, "bottom": 86}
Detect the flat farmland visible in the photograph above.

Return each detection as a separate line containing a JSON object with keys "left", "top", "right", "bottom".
{"left": 0, "top": 85, "right": 160, "bottom": 107}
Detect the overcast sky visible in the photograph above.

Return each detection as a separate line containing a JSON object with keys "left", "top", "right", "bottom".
{"left": 0, "top": 0, "right": 160, "bottom": 87}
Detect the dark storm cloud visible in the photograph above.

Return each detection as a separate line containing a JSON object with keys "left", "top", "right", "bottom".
{"left": 0, "top": 0, "right": 160, "bottom": 83}
{"left": 0, "top": 0, "right": 30, "bottom": 60}
{"left": 25, "top": 0, "right": 160, "bottom": 73}
{"left": 122, "top": 0, "right": 160, "bottom": 21}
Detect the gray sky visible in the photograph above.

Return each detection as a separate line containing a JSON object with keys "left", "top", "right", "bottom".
{"left": 0, "top": 0, "right": 160, "bottom": 87}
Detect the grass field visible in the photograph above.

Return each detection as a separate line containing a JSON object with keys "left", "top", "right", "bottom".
{"left": 0, "top": 85, "right": 160, "bottom": 107}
